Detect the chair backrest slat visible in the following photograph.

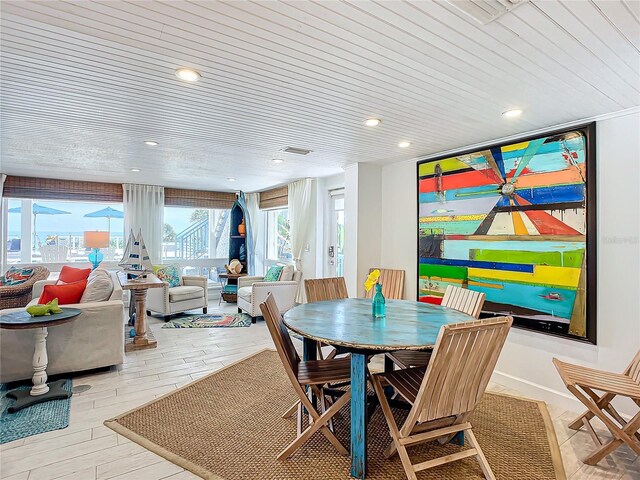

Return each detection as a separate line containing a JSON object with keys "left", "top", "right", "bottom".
{"left": 364, "top": 268, "right": 405, "bottom": 300}
{"left": 405, "top": 316, "right": 512, "bottom": 428}
{"left": 304, "top": 277, "right": 349, "bottom": 303}
{"left": 625, "top": 350, "right": 640, "bottom": 382}
{"left": 442, "top": 285, "right": 486, "bottom": 319}
{"left": 260, "top": 294, "right": 300, "bottom": 376}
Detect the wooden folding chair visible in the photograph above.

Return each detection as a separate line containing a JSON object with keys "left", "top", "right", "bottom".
{"left": 371, "top": 316, "right": 513, "bottom": 480}
{"left": 553, "top": 351, "right": 640, "bottom": 465}
{"left": 260, "top": 294, "right": 352, "bottom": 459}
{"left": 386, "top": 285, "right": 486, "bottom": 369}
{"left": 364, "top": 268, "right": 405, "bottom": 300}
{"left": 304, "top": 277, "right": 349, "bottom": 360}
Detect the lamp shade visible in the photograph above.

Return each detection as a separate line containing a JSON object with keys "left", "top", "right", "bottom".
{"left": 84, "top": 231, "right": 109, "bottom": 248}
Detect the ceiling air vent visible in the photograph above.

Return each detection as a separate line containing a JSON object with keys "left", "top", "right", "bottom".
{"left": 283, "top": 147, "right": 312, "bottom": 155}
{"left": 445, "top": 0, "right": 528, "bottom": 25}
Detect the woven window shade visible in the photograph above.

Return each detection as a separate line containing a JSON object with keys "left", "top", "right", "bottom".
{"left": 3, "top": 176, "right": 123, "bottom": 202}
{"left": 164, "top": 188, "right": 236, "bottom": 209}
{"left": 259, "top": 186, "right": 288, "bottom": 209}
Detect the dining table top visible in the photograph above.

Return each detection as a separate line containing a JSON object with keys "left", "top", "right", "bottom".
{"left": 283, "top": 298, "right": 476, "bottom": 351}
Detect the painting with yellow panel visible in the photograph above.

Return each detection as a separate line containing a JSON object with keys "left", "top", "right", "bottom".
{"left": 417, "top": 123, "right": 597, "bottom": 343}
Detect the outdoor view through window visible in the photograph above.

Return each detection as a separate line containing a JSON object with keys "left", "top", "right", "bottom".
{"left": 6, "top": 199, "right": 125, "bottom": 264}
{"left": 5, "top": 200, "right": 231, "bottom": 264}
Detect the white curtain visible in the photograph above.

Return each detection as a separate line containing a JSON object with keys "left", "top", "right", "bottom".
{"left": 123, "top": 184, "right": 164, "bottom": 264}
{"left": 0, "top": 174, "right": 6, "bottom": 274}
{"left": 288, "top": 178, "right": 314, "bottom": 302}
{"left": 245, "top": 192, "right": 262, "bottom": 273}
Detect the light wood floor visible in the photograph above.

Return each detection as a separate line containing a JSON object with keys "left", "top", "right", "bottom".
{"left": 1, "top": 303, "right": 637, "bottom": 480}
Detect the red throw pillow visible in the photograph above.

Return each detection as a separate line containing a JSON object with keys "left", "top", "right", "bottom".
{"left": 58, "top": 266, "right": 91, "bottom": 284}
{"left": 38, "top": 280, "right": 87, "bottom": 305}
{"left": 420, "top": 296, "right": 443, "bottom": 306}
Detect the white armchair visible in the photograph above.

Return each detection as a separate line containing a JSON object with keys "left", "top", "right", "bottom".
{"left": 237, "top": 267, "right": 302, "bottom": 322}
{"left": 146, "top": 275, "right": 208, "bottom": 320}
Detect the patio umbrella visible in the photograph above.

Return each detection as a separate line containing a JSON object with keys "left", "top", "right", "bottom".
{"left": 8, "top": 203, "right": 71, "bottom": 250}
{"left": 84, "top": 206, "right": 124, "bottom": 237}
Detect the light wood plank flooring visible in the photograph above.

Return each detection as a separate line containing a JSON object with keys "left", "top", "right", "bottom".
{"left": 1, "top": 303, "right": 637, "bottom": 480}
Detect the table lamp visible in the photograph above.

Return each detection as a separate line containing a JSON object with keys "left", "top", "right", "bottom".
{"left": 84, "top": 231, "right": 109, "bottom": 270}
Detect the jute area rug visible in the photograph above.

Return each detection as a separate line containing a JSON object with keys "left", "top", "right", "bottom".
{"left": 105, "top": 350, "right": 566, "bottom": 480}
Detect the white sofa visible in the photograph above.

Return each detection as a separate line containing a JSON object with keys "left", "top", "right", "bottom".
{"left": 0, "top": 271, "right": 124, "bottom": 383}
{"left": 146, "top": 275, "right": 208, "bottom": 319}
{"left": 237, "top": 267, "right": 302, "bottom": 321}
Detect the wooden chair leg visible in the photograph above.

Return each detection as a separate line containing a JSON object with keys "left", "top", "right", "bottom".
{"left": 570, "top": 386, "right": 640, "bottom": 464}
{"left": 371, "top": 375, "right": 416, "bottom": 478}
{"left": 319, "top": 390, "right": 334, "bottom": 433}
{"left": 569, "top": 392, "right": 615, "bottom": 430}
{"left": 278, "top": 390, "right": 350, "bottom": 460}
{"left": 283, "top": 400, "right": 299, "bottom": 419}
{"left": 466, "top": 428, "right": 496, "bottom": 480}
{"left": 296, "top": 402, "right": 303, "bottom": 437}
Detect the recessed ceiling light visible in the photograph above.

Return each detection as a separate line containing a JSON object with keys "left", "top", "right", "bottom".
{"left": 227, "top": 177, "right": 236, "bottom": 182}
{"left": 131, "top": 168, "right": 141, "bottom": 172}
{"left": 398, "top": 141, "right": 412, "bottom": 148}
{"left": 272, "top": 158, "right": 284, "bottom": 164}
{"left": 364, "top": 118, "right": 382, "bottom": 127}
{"left": 502, "top": 109, "right": 522, "bottom": 118}
{"left": 144, "top": 140, "right": 158, "bottom": 146}
{"left": 175, "top": 67, "right": 201, "bottom": 82}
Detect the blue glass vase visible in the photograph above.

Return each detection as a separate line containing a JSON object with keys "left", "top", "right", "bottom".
{"left": 372, "top": 283, "right": 386, "bottom": 318}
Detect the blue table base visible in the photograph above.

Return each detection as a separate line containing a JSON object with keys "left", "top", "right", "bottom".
{"left": 302, "top": 337, "right": 467, "bottom": 479}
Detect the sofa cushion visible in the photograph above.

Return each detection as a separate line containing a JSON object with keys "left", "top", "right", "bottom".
{"left": 80, "top": 269, "right": 114, "bottom": 303}
{"left": 169, "top": 285, "right": 203, "bottom": 303}
{"left": 237, "top": 286, "right": 252, "bottom": 302}
{"left": 154, "top": 264, "right": 181, "bottom": 288}
{"left": 280, "top": 264, "right": 294, "bottom": 282}
{"left": 58, "top": 266, "right": 92, "bottom": 284}
{"left": 2, "top": 266, "right": 34, "bottom": 286}
{"left": 39, "top": 280, "right": 87, "bottom": 305}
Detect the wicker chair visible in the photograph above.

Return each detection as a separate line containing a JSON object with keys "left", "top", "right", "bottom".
{"left": 0, "top": 266, "right": 50, "bottom": 309}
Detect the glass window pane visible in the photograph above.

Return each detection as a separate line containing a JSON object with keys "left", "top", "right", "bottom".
{"left": 6, "top": 199, "right": 124, "bottom": 264}
{"left": 266, "top": 208, "right": 291, "bottom": 262}
{"left": 6, "top": 199, "right": 22, "bottom": 264}
{"left": 162, "top": 207, "right": 231, "bottom": 260}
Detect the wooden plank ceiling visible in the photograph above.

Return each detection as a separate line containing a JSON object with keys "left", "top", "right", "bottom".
{"left": 1, "top": 0, "right": 639, "bottom": 192}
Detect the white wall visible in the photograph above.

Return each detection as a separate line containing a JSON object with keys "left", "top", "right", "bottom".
{"left": 344, "top": 163, "right": 383, "bottom": 297}
{"left": 380, "top": 110, "right": 640, "bottom": 416}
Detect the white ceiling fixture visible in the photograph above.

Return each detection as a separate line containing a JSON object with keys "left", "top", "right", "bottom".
{"left": 175, "top": 67, "right": 201, "bottom": 82}
{"left": 445, "top": 0, "right": 529, "bottom": 25}
{"left": 130, "top": 168, "right": 141, "bottom": 172}
{"left": 143, "top": 140, "right": 158, "bottom": 146}
{"left": 272, "top": 158, "right": 284, "bottom": 164}
{"left": 502, "top": 109, "right": 523, "bottom": 118}
{"left": 227, "top": 177, "right": 236, "bottom": 182}
{"left": 283, "top": 146, "right": 312, "bottom": 155}
{"left": 364, "top": 118, "right": 382, "bottom": 127}
{"left": 398, "top": 141, "right": 411, "bottom": 148}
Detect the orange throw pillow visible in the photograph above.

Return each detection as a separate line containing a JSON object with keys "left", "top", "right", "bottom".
{"left": 38, "top": 280, "right": 87, "bottom": 305}
{"left": 58, "top": 266, "right": 92, "bottom": 284}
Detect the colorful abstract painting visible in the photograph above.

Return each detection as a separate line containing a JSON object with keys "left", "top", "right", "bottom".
{"left": 417, "top": 123, "right": 596, "bottom": 343}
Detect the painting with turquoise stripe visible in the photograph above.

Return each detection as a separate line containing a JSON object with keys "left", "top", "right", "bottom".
{"left": 417, "top": 123, "right": 597, "bottom": 343}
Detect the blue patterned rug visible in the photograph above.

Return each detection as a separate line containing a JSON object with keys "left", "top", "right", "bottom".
{"left": 162, "top": 313, "right": 253, "bottom": 329}
{"left": 0, "top": 380, "right": 72, "bottom": 444}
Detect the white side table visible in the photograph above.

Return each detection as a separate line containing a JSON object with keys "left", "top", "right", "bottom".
{"left": 0, "top": 308, "right": 80, "bottom": 413}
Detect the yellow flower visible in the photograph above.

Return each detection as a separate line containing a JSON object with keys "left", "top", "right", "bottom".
{"left": 364, "top": 269, "right": 381, "bottom": 292}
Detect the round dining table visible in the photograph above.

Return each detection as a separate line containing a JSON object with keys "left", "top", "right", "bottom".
{"left": 283, "top": 298, "right": 476, "bottom": 479}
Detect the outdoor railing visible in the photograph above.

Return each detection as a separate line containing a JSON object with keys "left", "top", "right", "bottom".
{"left": 175, "top": 219, "right": 209, "bottom": 260}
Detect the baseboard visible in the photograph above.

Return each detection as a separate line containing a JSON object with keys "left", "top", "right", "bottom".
{"left": 491, "top": 370, "right": 583, "bottom": 414}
